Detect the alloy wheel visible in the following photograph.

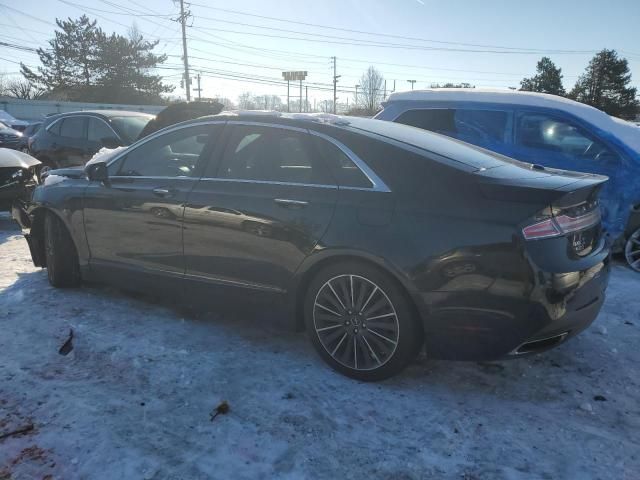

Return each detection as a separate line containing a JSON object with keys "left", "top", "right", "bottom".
{"left": 313, "top": 274, "right": 400, "bottom": 371}
{"left": 625, "top": 227, "right": 640, "bottom": 272}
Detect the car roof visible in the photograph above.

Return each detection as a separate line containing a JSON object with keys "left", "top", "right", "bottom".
{"left": 180, "top": 111, "right": 512, "bottom": 171}
{"left": 383, "top": 88, "right": 640, "bottom": 154}
{"left": 48, "top": 110, "right": 154, "bottom": 120}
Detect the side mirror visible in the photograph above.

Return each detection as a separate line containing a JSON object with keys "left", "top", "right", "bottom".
{"left": 101, "top": 137, "right": 122, "bottom": 149}
{"left": 86, "top": 162, "right": 109, "bottom": 183}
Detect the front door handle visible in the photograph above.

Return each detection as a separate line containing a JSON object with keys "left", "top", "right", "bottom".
{"left": 274, "top": 198, "right": 309, "bottom": 208}
{"left": 153, "top": 187, "right": 174, "bottom": 198}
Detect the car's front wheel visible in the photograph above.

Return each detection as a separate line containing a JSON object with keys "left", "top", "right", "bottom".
{"left": 44, "top": 212, "right": 80, "bottom": 288}
{"left": 304, "top": 261, "right": 423, "bottom": 381}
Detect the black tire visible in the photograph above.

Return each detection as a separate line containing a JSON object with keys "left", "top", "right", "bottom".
{"left": 44, "top": 212, "right": 80, "bottom": 288}
{"left": 304, "top": 261, "right": 423, "bottom": 381}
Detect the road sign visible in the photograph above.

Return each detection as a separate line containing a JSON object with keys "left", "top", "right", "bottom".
{"left": 282, "top": 71, "right": 308, "bottom": 81}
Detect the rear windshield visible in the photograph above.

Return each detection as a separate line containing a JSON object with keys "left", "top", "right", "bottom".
{"left": 346, "top": 116, "right": 507, "bottom": 170}
{"left": 110, "top": 116, "right": 153, "bottom": 144}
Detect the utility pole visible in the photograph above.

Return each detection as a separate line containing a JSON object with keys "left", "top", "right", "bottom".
{"left": 287, "top": 80, "right": 290, "bottom": 112}
{"left": 384, "top": 80, "right": 387, "bottom": 100}
{"left": 299, "top": 79, "right": 303, "bottom": 113}
{"left": 331, "top": 56, "right": 340, "bottom": 114}
{"left": 177, "top": 0, "right": 191, "bottom": 101}
{"left": 407, "top": 79, "right": 416, "bottom": 90}
{"left": 194, "top": 72, "right": 202, "bottom": 100}
{"left": 355, "top": 84, "right": 359, "bottom": 108}
{"left": 305, "top": 86, "right": 308, "bottom": 113}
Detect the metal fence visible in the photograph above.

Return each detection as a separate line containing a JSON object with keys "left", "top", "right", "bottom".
{"left": 0, "top": 97, "right": 165, "bottom": 121}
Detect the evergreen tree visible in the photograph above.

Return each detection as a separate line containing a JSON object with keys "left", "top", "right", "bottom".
{"left": 569, "top": 49, "right": 639, "bottom": 118}
{"left": 20, "top": 16, "right": 172, "bottom": 103}
{"left": 520, "top": 57, "right": 565, "bottom": 96}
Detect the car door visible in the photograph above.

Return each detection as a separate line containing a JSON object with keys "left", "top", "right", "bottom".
{"left": 183, "top": 122, "right": 339, "bottom": 295}
{"left": 83, "top": 123, "right": 219, "bottom": 287}
{"left": 512, "top": 110, "right": 626, "bottom": 235}
{"left": 56, "top": 116, "right": 88, "bottom": 167}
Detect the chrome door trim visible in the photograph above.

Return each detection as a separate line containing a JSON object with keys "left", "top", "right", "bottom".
{"left": 197, "top": 177, "right": 338, "bottom": 190}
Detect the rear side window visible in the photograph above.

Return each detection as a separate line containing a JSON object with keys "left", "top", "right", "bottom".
{"left": 395, "top": 108, "right": 508, "bottom": 145}
{"left": 59, "top": 116, "right": 86, "bottom": 139}
{"left": 213, "top": 125, "right": 333, "bottom": 185}
{"left": 516, "top": 112, "right": 619, "bottom": 161}
{"left": 313, "top": 136, "right": 372, "bottom": 188}
{"left": 47, "top": 119, "right": 62, "bottom": 136}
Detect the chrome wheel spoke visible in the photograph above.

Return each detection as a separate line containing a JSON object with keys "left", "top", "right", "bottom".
{"left": 315, "top": 302, "right": 342, "bottom": 317}
{"left": 313, "top": 274, "right": 399, "bottom": 371}
{"left": 326, "top": 280, "right": 347, "bottom": 311}
{"left": 331, "top": 332, "right": 348, "bottom": 356}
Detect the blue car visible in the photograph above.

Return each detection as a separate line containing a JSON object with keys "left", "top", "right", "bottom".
{"left": 375, "top": 89, "right": 640, "bottom": 270}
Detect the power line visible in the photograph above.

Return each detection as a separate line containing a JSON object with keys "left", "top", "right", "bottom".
{"left": 187, "top": 2, "right": 597, "bottom": 55}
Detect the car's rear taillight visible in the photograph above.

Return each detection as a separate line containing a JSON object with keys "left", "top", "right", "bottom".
{"left": 523, "top": 207, "right": 600, "bottom": 241}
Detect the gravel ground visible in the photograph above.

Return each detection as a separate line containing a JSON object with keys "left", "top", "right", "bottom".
{"left": 0, "top": 212, "right": 639, "bottom": 480}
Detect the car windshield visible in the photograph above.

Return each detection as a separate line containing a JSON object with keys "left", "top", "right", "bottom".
{"left": 109, "top": 116, "right": 153, "bottom": 144}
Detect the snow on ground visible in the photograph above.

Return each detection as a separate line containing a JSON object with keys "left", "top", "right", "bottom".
{"left": 0, "top": 211, "right": 639, "bottom": 480}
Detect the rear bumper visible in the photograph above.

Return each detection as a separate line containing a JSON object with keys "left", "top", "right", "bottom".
{"left": 414, "top": 248, "right": 610, "bottom": 361}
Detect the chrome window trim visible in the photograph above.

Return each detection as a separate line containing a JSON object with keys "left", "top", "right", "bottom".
{"left": 218, "top": 121, "right": 391, "bottom": 193}
{"left": 308, "top": 130, "right": 390, "bottom": 193}
{"left": 46, "top": 114, "right": 121, "bottom": 141}
{"left": 103, "top": 119, "right": 391, "bottom": 192}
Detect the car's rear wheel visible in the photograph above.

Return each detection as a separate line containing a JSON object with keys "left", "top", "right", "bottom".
{"left": 44, "top": 212, "right": 80, "bottom": 287}
{"left": 304, "top": 262, "right": 423, "bottom": 381}
{"left": 625, "top": 227, "right": 640, "bottom": 272}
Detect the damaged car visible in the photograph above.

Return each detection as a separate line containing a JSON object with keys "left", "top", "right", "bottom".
{"left": 13, "top": 112, "right": 611, "bottom": 380}
{"left": 376, "top": 89, "right": 640, "bottom": 271}
{"left": 0, "top": 148, "right": 41, "bottom": 212}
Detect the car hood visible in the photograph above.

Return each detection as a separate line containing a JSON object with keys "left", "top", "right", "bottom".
{"left": 0, "top": 148, "right": 41, "bottom": 169}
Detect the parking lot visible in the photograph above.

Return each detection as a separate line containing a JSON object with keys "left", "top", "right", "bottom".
{"left": 0, "top": 211, "right": 638, "bottom": 479}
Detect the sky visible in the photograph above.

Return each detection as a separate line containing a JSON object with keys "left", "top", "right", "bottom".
{"left": 1, "top": 0, "right": 639, "bottom": 108}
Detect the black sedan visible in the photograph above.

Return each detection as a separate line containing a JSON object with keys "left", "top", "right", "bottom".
{"left": 29, "top": 110, "right": 154, "bottom": 173}
{"left": 13, "top": 112, "right": 610, "bottom": 380}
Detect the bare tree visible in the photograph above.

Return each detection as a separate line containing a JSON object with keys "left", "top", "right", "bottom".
{"left": 237, "top": 92, "right": 257, "bottom": 109}
{"left": 6, "top": 78, "right": 46, "bottom": 99}
{"left": 359, "top": 66, "right": 384, "bottom": 114}
{"left": 0, "top": 74, "right": 7, "bottom": 97}
{"left": 212, "top": 97, "right": 236, "bottom": 110}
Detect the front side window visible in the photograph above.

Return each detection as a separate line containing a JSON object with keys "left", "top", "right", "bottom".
{"left": 213, "top": 125, "right": 333, "bottom": 185}
{"left": 88, "top": 117, "right": 118, "bottom": 143}
{"left": 395, "top": 108, "right": 508, "bottom": 145}
{"left": 113, "top": 125, "right": 212, "bottom": 178}
{"left": 516, "top": 113, "right": 619, "bottom": 161}
{"left": 59, "top": 116, "right": 86, "bottom": 139}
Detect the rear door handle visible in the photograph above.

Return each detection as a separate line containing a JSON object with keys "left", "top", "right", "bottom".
{"left": 153, "top": 187, "right": 174, "bottom": 198}
{"left": 274, "top": 198, "right": 309, "bottom": 208}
